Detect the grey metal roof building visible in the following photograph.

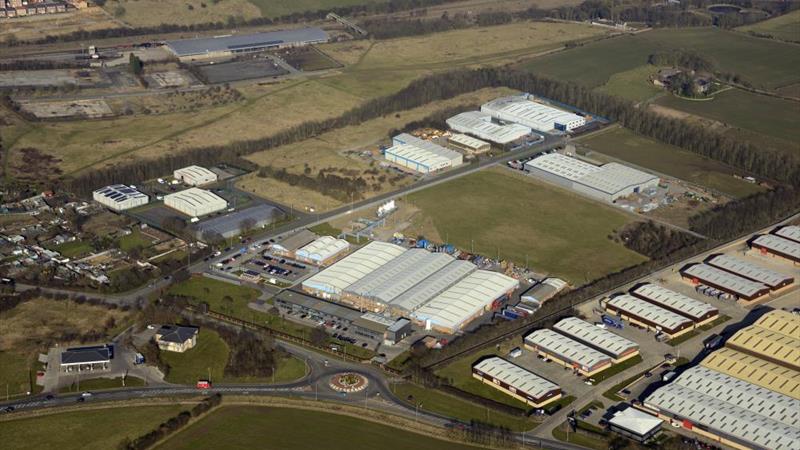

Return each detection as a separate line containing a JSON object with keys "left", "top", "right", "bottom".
{"left": 194, "top": 204, "right": 283, "bottom": 240}
{"left": 750, "top": 234, "right": 800, "bottom": 263}
{"left": 164, "top": 187, "right": 227, "bottom": 217}
{"left": 706, "top": 254, "right": 794, "bottom": 290}
{"left": 603, "top": 294, "right": 694, "bottom": 336}
{"left": 629, "top": 283, "right": 718, "bottom": 323}
{"left": 343, "top": 249, "right": 454, "bottom": 308}
{"left": 388, "top": 259, "right": 477, "bottom": 314}
{"left": 552, "top": 317, "right": 639, "bottom": 361}
{"left": 60, "top": 345, "right": 112, "bottom": 366}
{"left": 774, "top": 225, "right": 800, "bottom": 244}
{"left": 92, "top": 184, "right": 149, "bottom": 211}
{"left": 156, "top": 325, "right": 199, "bottom": 344}
{"left": 446, "top": 111, "right": 533, "bottom": 144}
{"left": 472, "top": 356, "right": 561, "bottom": 406}
{"left": 644, "top": 377, "right": 800, "bottom": 450}
{"left": 165, "top": 28, "right": 329, "bottom": 59}
{"left": 524, "top": 328, "right": 613, "bottom": 375}
{"left": 301, "top": 241, "right": 406, "bottom": 297}
{"left": 386, "top": 133, "right": 463, "bottom": 174}
{"left": 680, "top": 263, "right": 771, "bottom": 301}
{"left": 481, "top": 95, "right": 586, "bottom": 132}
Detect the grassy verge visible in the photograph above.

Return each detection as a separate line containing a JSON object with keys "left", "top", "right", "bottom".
{"left": 51, "top": 240, "right": 94, "bottom": 258}
{"left": 58, "top": 376, "right": 146, "bottom": 393}
{"left": 552, "top": 426, "right": 608, "bottom": 450}
{"left": 591, "top": 354, "right": 643, "bottom": 383}
{"left": 390, "top": 383, "right": 537, "bottom": 432}
{"left": 667, "top": 315, "right": 731, "bottom": 347}
{"left": 161, "top": 329, "right": 230, "bottom": 384}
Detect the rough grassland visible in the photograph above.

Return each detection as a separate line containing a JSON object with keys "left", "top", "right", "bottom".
{"left": 738, "top": 9, "right": 800, "bottom": 42}
{"left": 655, "top": 89, "right": 800, "bottom": 149}
{"left": 0, "top": 298, "right": 131, "bottom": 397}
{"left": 595, "top": 65, "right": 663, "bottom": 103}
{"left": 0, "top": 405, "right": 188, "bottom": 450}
{"left": 159, "top": 405, "right": 482, "bottom": 450}
{"left": 578, "top": 127, "right": 763, "bottom": 198}
{"left": 247, "top": 0, "right": 384, "bottom": 17}
{"left": 103, "top": 0, "right": 261, "bottom": 27}
{"left": 522, "top": 28, "right": 800, "bottom": 90}
{"left": 406, "top": 167, "right": 646, "bottom": 283}
{"left": 0, "top": 8, "right": 119, "bottom": 41}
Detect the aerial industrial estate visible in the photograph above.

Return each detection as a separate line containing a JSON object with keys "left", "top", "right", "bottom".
{"left": 0, "top": 1, "right": 799, "bottom": 450}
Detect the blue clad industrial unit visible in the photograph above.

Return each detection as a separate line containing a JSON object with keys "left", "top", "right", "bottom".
{"left": 166, "top": 28, "right": 329, "bottom": 60}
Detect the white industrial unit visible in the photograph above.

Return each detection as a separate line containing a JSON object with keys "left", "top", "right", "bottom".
{"left": 525, "top": 153, "right": 659, "bottom": 203}
{"left": 448, "top": 133, "right": 491, "bottom": 153}
{"left": 481, "top": 95, "right": 586, "bottom": 132}
{"left": 163, "top": 187, "right": 227, "bottom": 217}
{"left": 295, "top": 236, "right": 350, "bottom": 266}
{"left": 446, "top": 111, "right": 533, "bottom": 144}
{"left": 93, "top": 185, "right": 149, "bottom": 211}
{"left": 384, "top": 133, "right": 462, "bottom": 174}
{"left": 173, "top": 165, "right": 218, "bottom": 186}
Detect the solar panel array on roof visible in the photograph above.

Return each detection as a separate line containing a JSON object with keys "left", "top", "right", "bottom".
{"left": 645, "top": 383, "right": 800, "bottom": 450}
{"left": 552, "top": 317, "right": 639, "bottom": 359}
{"left": 681, "top": 263, "right": 770, "bottom": 299}
{"left": 92, "top": 184, "right": 149, "bottom": 211}
{"left": 473, "top": 356, "right": 559, "bottom": 400}
{"left": 524, "top": 328, "right": 612, "bottom": 371}
{"left": 604, "top": 294, "right": 693, "bottom": 333}
{"left": 630, "top": 283, "right": 718, "bottom": 321}
{"left": 706, "top": 254, "right": 794, "bottom": 289}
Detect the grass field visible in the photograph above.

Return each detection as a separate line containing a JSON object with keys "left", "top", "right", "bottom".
{"left": 59, "top": 375, "right": 146, "bottom": 393}
{"left": 522, "top": 28, "right": 800, "bottom": 90}
{"left": 161, "top": 329, "right": 230, "bottom": 384}
{"left": 0, "top": 298, "right": 131, "bottom": 397}
{"left": 738, "top": 9, "right": 800, "bottom": 42}
{"left": 0, "top": 8, "right": 119, "bottom": 41}
{"left": 159, "top": 405, "right": 482, "bottom": 450}
{"left": 103, "top": 0, "right": 261, "bottom": 27}
{"left": 655, "top": 89, "right": 800, "bottom": 150}
{"left": 118, "top": 229, "right": 155, "bottom": 252}
{"left": 0, "top": 405, "right": 188, "bottom": 450}
{"left": 51, "top": 240, "right": 94, "bottom": 258}
{"left": 247, "top": 0, "right": 383, "bottom": 17}
{"left": 595, "top": 65, "right": 663, "bottom": 103}
{"left": 578, "top": 127, "right": 764, "bottom": 198}
{"left": 406, "top": 167, "right": 646, "bottom": 283}
{"left": 391, "top": 382, "right": 536, "bottom": 431}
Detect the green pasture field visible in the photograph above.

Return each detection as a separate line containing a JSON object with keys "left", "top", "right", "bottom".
{"left": 655, "top": 89, "right": 800, "bottom": 150}
{"left": 159, "top": 405, "right": 482, "bottom": 450}
{"left": 522, "top": 28, "right": 800, "bottom": 90}
{"left": 161, "top": 328, "right": 230, "bottom": 384}
{"left": 0, "top": 405, "right": 187, "bottom": 450}
{"left": 406, "top": 168, "right": 646, "bottom": 284}
{"left": 595, "top": 65, "right": 663, "bottom": 103}
{"left": 577, "top": 127, "right": 764, "bottom": 198}
{"left": 738, "top": 9, "right": 800, "bottom": 42}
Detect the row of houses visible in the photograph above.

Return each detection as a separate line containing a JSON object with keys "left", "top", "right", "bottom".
{"left": 1, "top": 0, "right": 67, "bottom": 17}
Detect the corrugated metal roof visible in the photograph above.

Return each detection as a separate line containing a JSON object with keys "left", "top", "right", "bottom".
{"left": 630, "top": 283, "right": 717, "bottom": 321}
{"left": 481, "top": 96, "right": 584, "bottom": 132}
{"left": 473, "top": 356, "right": 559, "bottom": 399}
{"left": 446, "top": 111, "right": 532, "bottom": 144}
{"left": 448, "top": 133, "right": 490, "bottom": 150}
{"left": 706, "top": 254, "right": 793, "bottom": 288}
{"left": 681, "top": 263, "right": 769, "bottom": 298}
{"left": 388, "top": 259, "right": 476, "bottom": 313}
{"left": 524, "top": 328, "right": 612, "bottom": 370}
{"left": 701, "top": 347, "right": 800, "bottom": 400}
{"left": 166, "top": 28, "right": 328, "bottom": 57}
{"left": 301, "top": 241, "right": 405, "bottom": 294}
{"left": 525, "top": 154, "right": 658, "bottom": 195}
{"left": 164, "top": 187, "right": 226, "bottom": 208}
{"left": 93, "top": 184, "right": 148, "bottom": 203}
{"left": 605, "top": 294, "right": 693, "bottom": 332}
{"left": 411, "top": 270, "right": 518, "bottom": 331}
{"left": 295, "top": 236, "right": 349, "bottom": 262}
{"left": 728, "top": 325, "right": 800, "bottom": 370}
{"left": 752, "top": 234, "right": 800, "bottom": 261}
{"left": 775, "top": 225, "right": 800, "bottom": 244}
{"left": 754, "top": 309, "right": 800, "bottom": 339}
{"left": 553, "top": 317, "right": 639, "bottom": 359}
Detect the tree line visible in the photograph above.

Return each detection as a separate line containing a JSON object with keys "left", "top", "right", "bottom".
{"left": 617, "top": 221, "right": 701, "bottom": 259}
{"left": 256, "top": 165, "right": 369, "bottom": 202}
{"left": 118, "top": 394, "right": 222, "bottom": 450}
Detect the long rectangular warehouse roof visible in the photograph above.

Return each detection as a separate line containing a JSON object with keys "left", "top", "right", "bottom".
{"left": 525, "top": 154, "right": 658, "bottom": 196}
{"left": 446, "top": 111, "right": 532, "bottom": 144}
{"left": 388, "top": 259, "right": 476, "bottom": 313}
{"left": 473, "top": 357, "right": 560, "bottom": 400}
{"left": 481, "top": 96, "right": 584, "bottom": 132}
{"left": 552, "top": 317, "right": 639, "bottom": 359}
{"left": 706, "top": 254, "right": 793, "bottom": 289}
{"left": 411, "top": 270, "right": 518, "bottom": 331}
{"left": 701, "top": 347, "right": 800, "bottom": 400}
{"left": 166, "top": 27, "right": 328, "bottom": 57}
{"left": 385, "top": 143, "right": 461, "bottom": 171}
{"left": 295, "top": 236, "right": 349, "bottom": 263}
{"left": 525, "top": 153, "right": 599, "bottom": 181}
{"left": 775, "top": 225, "right": 800, "bottom": 243}
{"left": 524, "top": 328, "right": 612, "bottom": 372}
{"left": 301, "top": 241, "right": 405, "bottom": 295}
{"left": 751, "top": 234, "right": 800, "bottom": 262}
{"left": 681, "top": 263, "right": 770, "bottom": 299}
{"left": 630, "top": 283, "right": 718, "bottom": 321}
{"left": 645, "top": 383, "right": 800, "bottom": 450}
{"left": 392, "top": 133, "right": 462, "bottom": 160}
{"left": 728, "top": 325, "right": 800, "bottom": 371}
{"left": 344, "top": 249, "right": 454, "bottom": 305}
{"left": 605, "top": 294, "right": 693, "bottom": 333}
{"left": 754, "top": 309, "right": 800, "bottom": 339}
{"left": 674, "top": 366, "right": 800, "bottom": 428}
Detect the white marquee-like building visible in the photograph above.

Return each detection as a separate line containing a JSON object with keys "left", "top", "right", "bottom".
{"left": 481, "top": 95, "right": 586, "bottom": 132}
{"left": 163, "top": 187, "right": 227, "bottom": 217}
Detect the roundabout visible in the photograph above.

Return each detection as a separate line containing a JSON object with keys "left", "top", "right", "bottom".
{"left": 329, "top": 372, "right": 369, "bottom": 393}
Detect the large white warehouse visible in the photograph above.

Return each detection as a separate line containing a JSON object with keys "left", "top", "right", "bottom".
{"left": 93, "top": 185, "right": 149, "bottom": 211}
{"left": 384, "top": 133, "right": 462, "bottom": 174}
{"left": 446, "top": 111, "right": 533, "bottom": 145}
{"left": 301, "top": 241, "right": 406, "bottom": 298}
{"left": 174, "top": 165, "right": 218, "bottom": 186}
{"left": 481, "top": 95, "right": 586, "bottom": 132}
{"left": 525, "top": 153, "right": 659, "bottom": 203}
{"left": 163, "top": 187, "right": 227, "bottom": 217}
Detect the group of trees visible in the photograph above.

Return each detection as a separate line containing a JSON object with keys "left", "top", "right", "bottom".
{"left": 617, "top": 221, "right": 700, "bottom": 259}
{"left": 224, "top": 329, "right": 278, "bottom": 378}
{"left": 256, "top": 165, "right": 369, "bottom": 203}
{"left": 648, "top": 50, "right": 715, "bottom": 73}
{"left": 118, "top": 394, "right": 222, "bottom": 450}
